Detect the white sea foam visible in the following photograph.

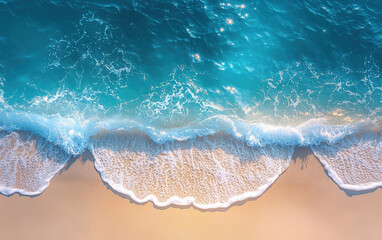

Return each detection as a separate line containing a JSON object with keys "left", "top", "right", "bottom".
{"left": 90, "top": 131, "right": 294, "bottom": 209}
{"left": 0, "top": 109, "right": 92, "bottom": 155}
{"left": 312, "top": 132, "right": 382, "bottom": 191}
{"left": 0, "top": 131, "right": 71, "bottom": 195}
{"left": 1, "top": 106, "right": 371, "bottom": 152}
{"left": 0, "top": 108, "right": 380, "bottom": 205}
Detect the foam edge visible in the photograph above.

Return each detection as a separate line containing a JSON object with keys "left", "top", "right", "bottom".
{"left": 93, "top": 156, "right": 288, "bottom": 210}
{"left": 316, "top": 154, "right": 382, "bottom": 192}
{"left": 0, "top": 159, "right": 70, "bottom": 196}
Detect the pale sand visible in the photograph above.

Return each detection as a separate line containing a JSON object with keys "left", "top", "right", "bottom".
{"left": 0, "top": 148, "right": 381, "bottom": 240}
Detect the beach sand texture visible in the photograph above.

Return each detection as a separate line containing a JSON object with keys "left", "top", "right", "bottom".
{"left": 0, "top": 148, "right": 381, "bottom": 240}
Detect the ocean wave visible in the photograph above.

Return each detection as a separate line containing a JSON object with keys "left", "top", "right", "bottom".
{"left": 0, "top": 110, "right": 380, "bottom": 209}
{"left": 0, "top": 108, "right": 377, "bottom": 155}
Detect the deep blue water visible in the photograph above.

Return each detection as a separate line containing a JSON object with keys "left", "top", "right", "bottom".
{"left": 0, "top": 0, "right": 381, "bottom": 153}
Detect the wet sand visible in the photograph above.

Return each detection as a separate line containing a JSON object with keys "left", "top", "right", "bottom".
{"left": 0, "top": 148, "right": 381, "bottom": 240}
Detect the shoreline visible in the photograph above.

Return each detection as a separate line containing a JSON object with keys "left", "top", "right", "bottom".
{"left": 0, "top": 148, "right": 381, "bottom": 239}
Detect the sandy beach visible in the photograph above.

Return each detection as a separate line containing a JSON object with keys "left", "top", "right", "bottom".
{"left": 0, "top": 148, "right": 381, "bottom": 240}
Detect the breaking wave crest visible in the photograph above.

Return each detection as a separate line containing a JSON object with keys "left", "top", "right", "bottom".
{"left": 0, "top": 115, "right": 380, "bottom": 209}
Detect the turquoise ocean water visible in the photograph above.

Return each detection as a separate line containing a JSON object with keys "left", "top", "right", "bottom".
{"left": 0, "top": 0, "right": 381, "bottom": 208}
